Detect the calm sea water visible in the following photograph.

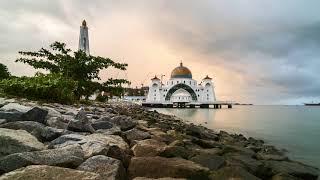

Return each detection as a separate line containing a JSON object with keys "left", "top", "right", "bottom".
{"left": 152, "top": 105, "right": 320, "bottom": 168}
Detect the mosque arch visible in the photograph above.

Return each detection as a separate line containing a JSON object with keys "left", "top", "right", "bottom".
{"left": 165, "top": 83, "right": 197, "bottom": 101}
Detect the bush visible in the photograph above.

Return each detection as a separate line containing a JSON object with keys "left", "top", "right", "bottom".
{"left": 0, "top": 73, "right": 78, "bottom": 104}
{"left": 0, "top": 63, "right": 10, "bottom": 80}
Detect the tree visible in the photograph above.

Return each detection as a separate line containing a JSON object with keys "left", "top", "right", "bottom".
{"left": 16, "top": 42, "right": 129, "bottom": 99}
{"left": 0, "top": 63, "right": 11, "bottom": 80}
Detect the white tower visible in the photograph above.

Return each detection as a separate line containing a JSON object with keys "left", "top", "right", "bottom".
{"left": 79, "top": 20, "right": 90, "bottom": 55}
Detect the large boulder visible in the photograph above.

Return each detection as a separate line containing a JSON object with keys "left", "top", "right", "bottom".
{"left": 0, "top": 112, "right": 22, "bottom": 122}
{"left": 50, "top": 133, "right": 131, "bottom": 167}
{"left": 128, "top": 156, "right": 210, "bottom": 179}
{"left": 185, "top": 124, "right": 218, "bottom": 140}
{"left": 210, "top": 166, "right": 261, "bottom": 180}
{"left": 132, "top": 139, "right": 166, "bottom": 157}
{"left": 109, "top": 115, "right": 137, "bottom": 131}
{"left": 0, "top": 165, "right": 101, "bottom": 180}
{"left": 0, "top": 121, "right": 65, "bottom": 142}
{"left": 77, "top": 155, "right": 126, "bottom": 180}
{"left": 225, "top": 154, "right": 263, "bottom": 174}
{"left": 124, "top": 128, "right": 151, "bottom": 145}
{"left": 46, "top": 116, "right": 69, "bottom": 129}
{"left": 190, "top": 154, "right": 225, "bottom": 171}
{"left": 67, "top": 110, "right": 95, "bottom": 133}
{"left": 261, "top": 160, "right": 319, "bottom": 180}
{"left": 0, "top": 128, "right": 45, "bottom": 157}
{"left": 20, "top": 107, "right": 48, "bottom": 124}
{"left": 0, "top": 144, "right": 84, "bottom": 173}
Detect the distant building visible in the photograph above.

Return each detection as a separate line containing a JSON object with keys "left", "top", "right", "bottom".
{"left": 79, "top": 20, "right": 90, "bottom": 55}
{"left": 144, "top": 62, "right": 216, "bottom": 107}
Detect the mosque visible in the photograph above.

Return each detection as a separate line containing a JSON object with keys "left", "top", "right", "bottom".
{"left": 143, "top": 62, "right": 231, "bottom": 108}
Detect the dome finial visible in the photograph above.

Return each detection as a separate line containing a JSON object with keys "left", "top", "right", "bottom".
{"left": 180, "top": 60, "right": 183, "bottom": 67}
{"left": 82, "top": 19, "right": 87, "bottom": 27}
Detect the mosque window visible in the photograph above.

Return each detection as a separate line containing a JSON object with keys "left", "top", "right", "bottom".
{"left": 189, "top": 81, "right": 191, "bottom": 85}
{"left": 184, "top": 81, "right": 185, "bottom": 84}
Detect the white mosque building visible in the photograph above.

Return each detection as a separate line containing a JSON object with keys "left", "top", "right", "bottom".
{"left": 143, "top": 62, "right": 227, "bottom": 108}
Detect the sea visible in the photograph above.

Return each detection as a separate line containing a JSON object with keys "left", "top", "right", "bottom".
{"left": 152, "top": 105, "right": 320, "bottom": 168}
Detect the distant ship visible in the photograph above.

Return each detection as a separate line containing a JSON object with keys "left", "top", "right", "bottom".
{"left": 304, "top": 103, "right": 320, "bottom": 106}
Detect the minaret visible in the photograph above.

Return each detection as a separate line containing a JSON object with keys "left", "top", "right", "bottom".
{"left": 78, "top": 20, "right": 90, "bottom": 55}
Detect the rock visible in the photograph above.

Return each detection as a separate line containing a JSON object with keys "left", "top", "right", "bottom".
{"left": 109, "top": 115, "right": 137, "bottom": 131}
{"left": 225, "top": 154, "right": 263, "bottom": 174}
{"left": 0, "top": 103, "right": 31, "bottom": 113}
{"left": 0, "top": 165, "right": 101, "bottom": 180}
{"left": 0, "top": 128, "right": 45, "bottom": 157}
{"left": 133, "top": 178, "right": 186, "bottom": 180}
{"left": 159, "top": 145, "right": 195, "bottom": 159}
{"left": 67, "top": 110, "right": 95, "bottom": 133}
{"left": 210, "top": 166, "right": 261, "bottom": 180}
{"left": 256, "top": 152, "right": 288, "bottom": 161}
{"left": 77, "top": 155, "right": 126, "bottom": 180}
{"left": 0, "top": 144, "right": 84, "bottom": 173}
{"left": 261, "top": 160, "right": 319, "bottom": 180}
{"left": 128, "top": 156, "right": 210, "bottom": 179}
{"left": 190, "top": 154, "right": 225, "bottom": 170}
{"left": 0, "top": 121, "right": 65, "bottom": 142}
{"left": 191, "top": 138, "right": 222, "bottom": 148}
{"left": 185, "top": 124, "right": 218, "bottom": 140}
{"left": 20, "top": 107, "right": 48, "bottom": 124}
{"left": 221, "top": 145, "right": 256, "bottom": 157}
{"left": 0, "top": 120, "right": 6, "bottom": 125}
{"left": 50, "top": 133, "right": 130, "bottom": 166}
{"left": 46, "top": 116, "right": 69, "bottom": 129}
{"left": 92, "top": 121, "right": 113, "bottom": 130}
{"left": 271, "top": 173, "right": 300, "bottom": 180}
{"left": 124, "top": 128, "right": 151, "bottom": 145}
{"left": 0, "top": 112, "right": 22, "bottom": 122}
{"left": 132, "top": 139, "right": 166, "bottom": 157}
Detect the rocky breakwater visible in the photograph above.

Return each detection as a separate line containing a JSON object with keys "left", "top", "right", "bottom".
{"left": 0, "top": 98, "right": 319, "bottom": 180}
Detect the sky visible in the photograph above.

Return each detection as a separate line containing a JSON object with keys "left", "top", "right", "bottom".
{"left": 1, "top": 0, "right": 320, "bottom": 105}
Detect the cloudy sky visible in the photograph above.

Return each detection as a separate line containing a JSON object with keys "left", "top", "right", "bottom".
{"left": 1, "top": 0, "right": 320, "bottom": 104}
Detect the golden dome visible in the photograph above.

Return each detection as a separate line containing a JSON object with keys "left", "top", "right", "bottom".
{"left": 171, "top": 62, "right": 192, "bottom": 79}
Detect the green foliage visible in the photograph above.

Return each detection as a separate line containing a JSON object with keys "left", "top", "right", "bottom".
{"left": 0, "top": 73, "right": 77, "bottom": 104}
{"left": 0, "top": 63, "right": 11, "bottom": 80}
{"left": 96, "top": 93, "right": 108, "bottom": 102}
{"left": 16, "top": 42, "right": 128, "bottom": 100}
{"left": 102, "top": 78, "right": 131, "bottom": 98}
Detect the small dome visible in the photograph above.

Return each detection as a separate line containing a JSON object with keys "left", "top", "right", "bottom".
{"left": 171, "top": 62, "right": 192, "bottom": 79}
{"left": 203, "top": 75, "right": 212, "bottom": 80}
{"left": 151, "top": 75, "right": 160, "bottom": 80}
{"left": 82, "top": 20, "right": 87, "bottom": 27}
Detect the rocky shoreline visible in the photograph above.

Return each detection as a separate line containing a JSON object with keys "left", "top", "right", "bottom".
{"left": 0, "top": 98, "right": 319, "bottom": 180}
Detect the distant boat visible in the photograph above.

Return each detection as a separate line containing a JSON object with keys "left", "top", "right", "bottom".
{"left": 304, "top": 103, "right": 320, "bottom": 106}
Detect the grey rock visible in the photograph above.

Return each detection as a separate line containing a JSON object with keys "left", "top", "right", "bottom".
{"left": 128, "top": 156, "right": 210, "bottom": 179}
{"left": 92, "top": 121, "right": 113, "bottom": 130}
{"left": 159, "top": 145, "right": 195, "bottom": 159}
{"left": 109, "top": 115, "right": 137, "bottom": 131}
{"left": 222, "top": 145, "right": 256, "bottom": 157}
{"left": 190, "top": 154, "right": 225, "bottom": 170}
{"left": 256, "top": 152, "right": 288, "bottom": 161}
{"left": 0, "top": 103, "right": 31, "bottom": 113}
{"left": 20, "top": 107, "right": 48, "bottom": 124}
{"left": 0, "top": 121, "right": 65, "bottom": 142}
{"left": 68, "top": 110, "right": 95, "bottom": 133}
{"left": 77, "top": 155, "right": 126, "bottom": 180}
{"left": 46, "top": 116, "right": 69, "bottom": 129}
{"left": 0, "top": 144, "right": 84, "bottom": 173}
{"left": 0, "top": 111, "right": 22, "bottom": 122}
{"left": 226, "top": 154, "right": 263, "bottom": 174}
{"left": 0, "top": 165, "right": 101, "bottom": 180}
{"left": 191, "top": 138, "right": 222, "bottom": 148}
{"left": 271, "top": 173, "right": 300, "bottom": 180}
{"left": 210, "top": 166, "right": 261, "bottom": 180}
{"left": 185, "top": 124, "right": 218, "bottom": 140}
{"left": 0, "top": 128, "right": 45, "bottom": 157}
{"left": 262, "top": 160, "right": 319, "bottom": 180}
{"left": 124, "top": 128, "right": 151, "bottom": 144}
{"left": 0, "top": 119, "right": 6, "bottom": 125}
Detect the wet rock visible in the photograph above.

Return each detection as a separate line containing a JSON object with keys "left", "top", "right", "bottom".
{"left": 0, "top": 165, "right": 101, "bottom": 180}
{"left": 109, "top": 115, "right": 137, "bottom": 131}
{"left": 132, "top": 139, "right": 166, "bottom": 157}
{"left": 0, "top": 144, "right": 84, "bottom": 173}
{"left": 20, "top": 107, "right": 48, "bottom": 124}
{"left": 77, "top": 155, "right": 126, "bottom": 180}
{"left": 261, "top": 160, "right": 319, "bottom": 180}
{"left": 0, "top": 121, "right": 65, "bottom": 142}
{"left": 124, "top": 128, "right": 151, "bottom": 145}
{"left": 0, "top": 128, "right": 45, "bottom": 157}
{"left": 128, "top": 156, "right": 210, "bottom": 179}
{"left": 191, "top": 138, "right": 222, "bottom": 149}
{"left": 210, "top": 166, "right": 261, "bottom": 180}
{"left": 190, "top": 154, "right": 225, "bottom": 170}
